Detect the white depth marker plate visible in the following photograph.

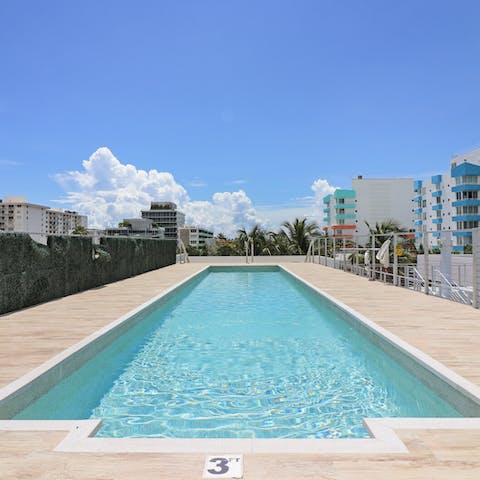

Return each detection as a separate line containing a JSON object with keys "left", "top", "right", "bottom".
{"left": 203, "top": 454, "right": 243, "bottom": 479}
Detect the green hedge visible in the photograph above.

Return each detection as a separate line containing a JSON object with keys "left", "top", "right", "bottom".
{"left": 0, "top": 234, "right": 176, "bottom": 314}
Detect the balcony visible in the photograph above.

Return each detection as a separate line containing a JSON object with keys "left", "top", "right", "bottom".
{"left": 334, "top": 203, "right": 355, "bottom": 209}
{"left": 452, "top": 199, "right": 480, "bottom": 207}
{"left": 332, "top": 224, "right": 355, "bottom": 230}
{"left": 452, "top": 184, "right": 480, "bottom": 193}
{"left": 333, "top": 189, "right": 356, "bottom": 199}
{"left": 452, "top": 214, "right": 480, "bottom": 222}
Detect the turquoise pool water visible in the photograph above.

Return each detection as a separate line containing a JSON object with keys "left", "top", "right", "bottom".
{"left": 15, "top": 267, "right": 460, "bottom": 438}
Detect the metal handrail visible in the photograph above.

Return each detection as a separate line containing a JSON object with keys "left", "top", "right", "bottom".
{"left": 177, "top": 238, "right": 190, "bottom": 264}
{"left": 305, "top": 239, "right": 315, "bottom": 263}
{"left": 245, "top": 237, "right": 254, "bottom": 264}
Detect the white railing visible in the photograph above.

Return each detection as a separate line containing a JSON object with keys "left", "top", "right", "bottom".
{"left": 305, "top": 229, "right": 479, "bottom": 308}
{"left": 432, "top": 269, "right": 472, "bottom": 304}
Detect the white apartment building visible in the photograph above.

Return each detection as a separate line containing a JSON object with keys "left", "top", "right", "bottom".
{"left": 413, "top": 148, "right": 480, "bottom": 251}
{"left": 323, "top": 177, "right": 414, "bottom": 239}
{"left": 0, "top": 196, "right": 87, "bottom": 235}
{"left": 0, "top": 196, "right": 48, "bottom": 233}
{"left": 141, "top": 202, "right": 185, "bottom": 240}
{"left": 47, "top": 208, "right": 88, "bottom": 235}
{"left": 179, "top": 225, "right": 214, "bottom": 248}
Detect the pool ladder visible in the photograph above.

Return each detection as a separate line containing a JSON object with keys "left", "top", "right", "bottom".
{"left": 178, "top": 238, "right": 190, "bottom": 264}
{"left": 245, "top": 237, "right": 254, "bottom": 263}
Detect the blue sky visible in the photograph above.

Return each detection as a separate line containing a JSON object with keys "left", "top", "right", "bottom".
{"left": 1, "top": 0, "right": 480, "bottom": 233}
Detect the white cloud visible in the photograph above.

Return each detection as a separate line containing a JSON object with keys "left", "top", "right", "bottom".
{"left": 184, "top": 191, "right": 258, "bottom": 235}
{"left": 53, "top": 148, "right": 339, "bottom": 236}
{"left": 53, "top": 147, "right": 261, "bottom": 236}
{"left": 225, "top": 179, "right": 247, "bottom": 186}
{"left": 257, "top": 178, "right": 338, "bottom": 230}
{"left": 311, "top": 178, "right": 338, "bottom": 206}
{"left": 0, "top": 159, "right": 23, "bottom": 166}
{"left": 188, "top": 180, "right": 208, "bottom": 187}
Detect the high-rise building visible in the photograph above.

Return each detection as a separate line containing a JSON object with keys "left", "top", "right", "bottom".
{"left": 0, "top": 196, "right": 87, "bottom": 235}
{"left": 141, "top": 202, "right": 185, "bottom": 240}
{"left": 323, "top": 177, "right": 414, "bottom": 239}
{"left": 413, "top": 148, "right": 480, "bottom": 251}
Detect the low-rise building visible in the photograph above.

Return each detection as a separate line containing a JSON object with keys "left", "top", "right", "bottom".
{"left": 106, "top": 218, "right": 165, "bottom": 238}
{"left": 179, "top": 225, "right": 214, "bottom": 248}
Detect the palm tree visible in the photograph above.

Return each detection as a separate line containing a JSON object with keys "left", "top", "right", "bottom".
{"left": 365, "top": 219, "right": 406, "bottom": 247}
{"left": 268, "top": 230, "right": 291, "bottom": 255}
{"left": 281, "top": 218, "right": 319, "bottom": 255}
{"left": 237, "top": 225, "right": 270, "bottom": 255}
{"left": 72, "top": 225, "right": 88, "bottom": 235}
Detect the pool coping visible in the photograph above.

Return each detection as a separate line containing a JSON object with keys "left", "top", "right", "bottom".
{"left": 1, "top": 263, "right": 480, "bottom": 454}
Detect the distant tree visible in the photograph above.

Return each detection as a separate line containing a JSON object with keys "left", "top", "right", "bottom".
{"left": 281, "top": 218, "right": 319, "bottom": 254}
{"left": 268, "top": 230, "right": 291, "bottom": 255}
{"left": 365, "top": 219, "right": 407, "bottom": 247}
{"left": 72, "top": 225, "right": 88, "bottom": 235}
{"left": 118, "top": 221, "right": 130, "bottom": 227}
{"left": 237, "top": 225, "right": 270, "bottom": 255}
{"left": 186, "top": 245, "right": 200, "bottom": 256}
{"left": 216, "top": 233, "right": 228, "bottom": 241}
{"left": 199, "top": 244, "right": 213, "bottom": 256}
{"left": 216, "top": 242, "right": 238, "bottom": 256}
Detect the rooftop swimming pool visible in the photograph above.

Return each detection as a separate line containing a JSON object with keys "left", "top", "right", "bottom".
{"left": 6, "top": 266, "right": 473, "bottom": 439}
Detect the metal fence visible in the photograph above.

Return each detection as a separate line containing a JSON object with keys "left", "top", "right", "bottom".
{"left": 305, "top": 229, "right": 479, "bottom": 308}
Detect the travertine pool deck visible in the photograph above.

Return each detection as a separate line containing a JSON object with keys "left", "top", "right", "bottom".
{"left": 1, "top": 262, "right": 480, "bottom": 479}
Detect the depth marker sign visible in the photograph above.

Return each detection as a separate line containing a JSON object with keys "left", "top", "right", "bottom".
{"left": 203, "top": 454, "right": 243, "bottom": 479}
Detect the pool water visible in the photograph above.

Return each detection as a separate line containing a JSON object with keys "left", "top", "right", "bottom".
{"left": 15, "top": 267, "right": 460, "bottom": 438}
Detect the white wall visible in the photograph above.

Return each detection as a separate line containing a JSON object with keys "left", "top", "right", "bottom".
{"left": 352, "top": 178, "right": 414, "bottom": 237}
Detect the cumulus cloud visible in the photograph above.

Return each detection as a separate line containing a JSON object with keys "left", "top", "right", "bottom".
{"left": 311, "top": 178, "right": 338, "bottom": 206}
{"left": 53, "top": 147, "right": 261, "bottom": 236}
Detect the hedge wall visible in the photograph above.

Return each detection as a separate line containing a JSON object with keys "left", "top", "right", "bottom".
{"left": 0, "top": 234, "right": 177, "bottom": 314}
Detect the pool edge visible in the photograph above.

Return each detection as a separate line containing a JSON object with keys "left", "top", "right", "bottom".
{"left": 1, "top": 262, "right": 480, "bottom": 454}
